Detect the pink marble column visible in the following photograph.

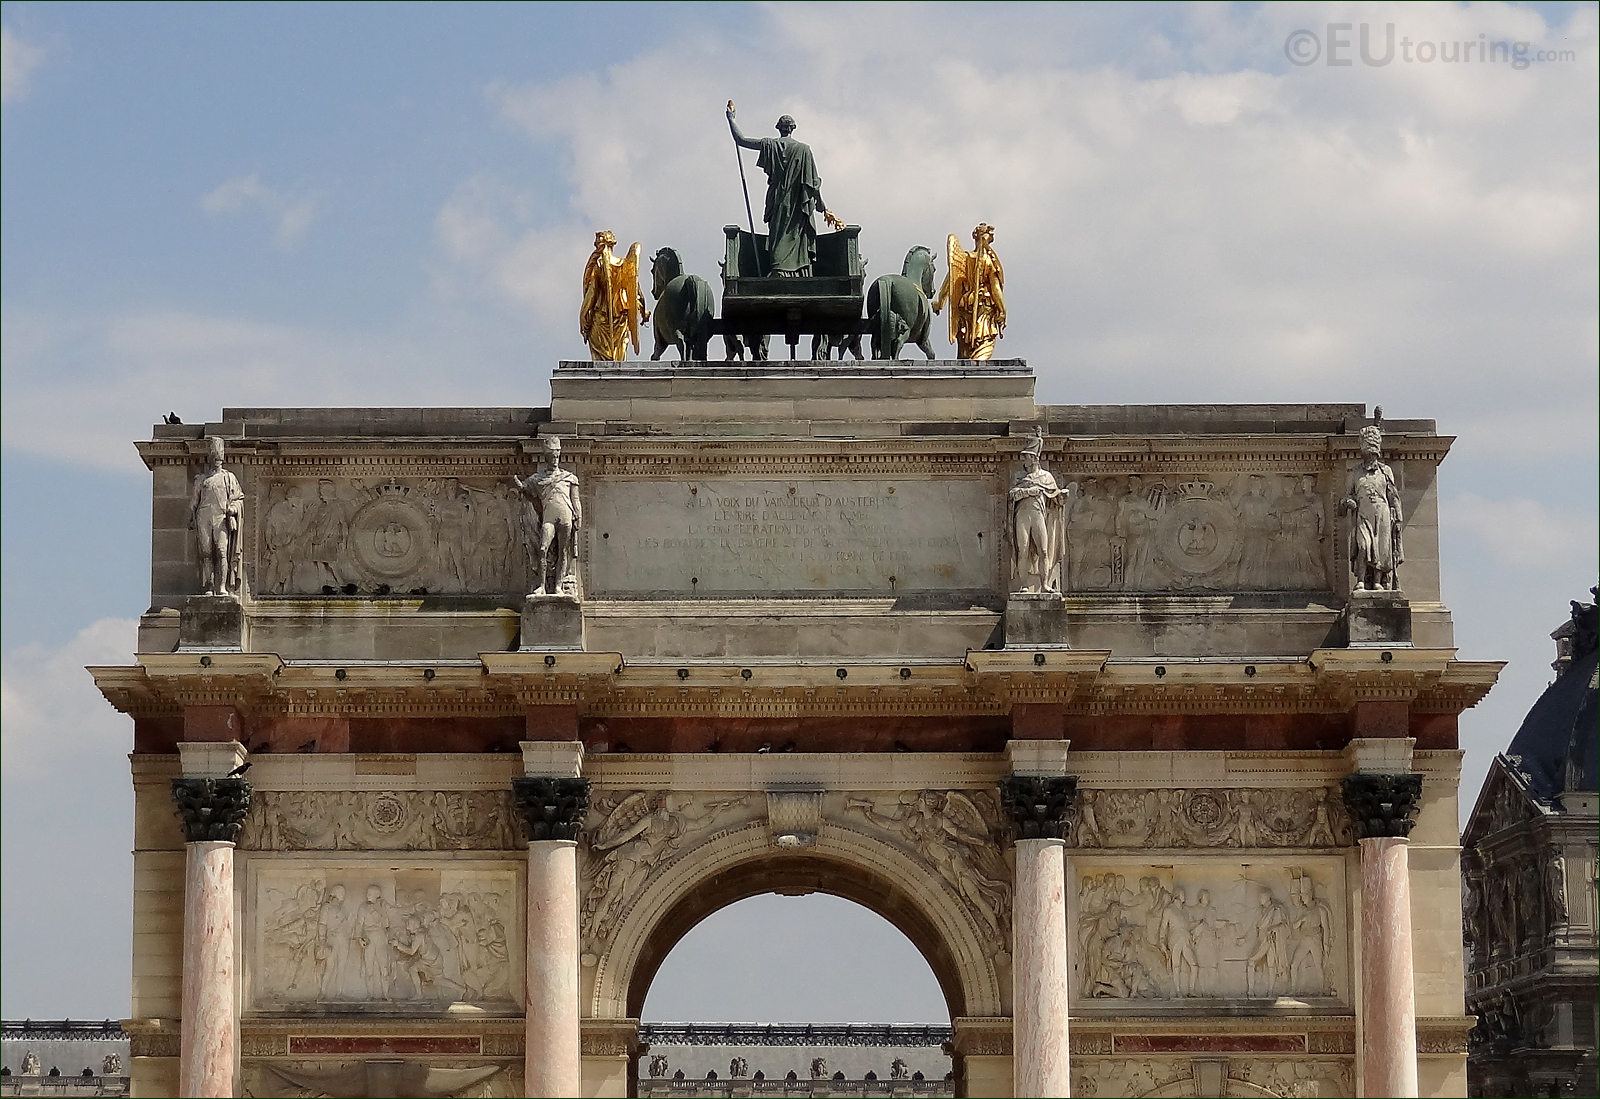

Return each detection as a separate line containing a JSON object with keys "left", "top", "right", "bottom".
{"left": 171, "top": 773, "right": 251, "bottom": 1099}
{"left": 1013, "top": 836, "right": 1071, "bottom": 1098}
{"left": 180, "top": 841, "right": 238, "bottom": 1098}
{"left": 1342, "top": 770, "right": 1423, "bottom": 1099}
{"left": 1360, "top": 836, "right": 1418, "bottom": 1098}
{"left": 1002, "top": 773, "right": 1078, "bottom": 1099}
{"left": 526, "top": 839, "right": 582, "bottom": 1097}
{"left": 512, "top": 774, "right": 589, "bottom": 1099}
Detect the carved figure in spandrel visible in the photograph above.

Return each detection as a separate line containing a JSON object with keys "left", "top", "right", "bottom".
{"left": 932, "top": 224, "right": 1006, "bottom": 359}
{"left": 580, "top": 230, "right": 648, "bottom": 361}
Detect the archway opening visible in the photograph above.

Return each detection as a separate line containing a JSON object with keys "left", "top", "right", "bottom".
{"left": 633, "top": 856, "right": 958, "bottom": 1093}
{"left": 641, "top": 894, "right": 948, "bottom": 1023}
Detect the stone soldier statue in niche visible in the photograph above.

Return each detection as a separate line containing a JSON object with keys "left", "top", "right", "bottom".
{"left": 188, "top": 436, "right": 245, "bottom": 596}
{"left": 1009, "top": 433, "right": 1068, "bottom": 593}
{"left": 510, "top": 436, "right": 583, "bottom": 597}
{"left": 1341, "top": 418, "right": 1404, "bottom": 591}
{"left": 727, "top": 103, "right": 845, "bottom": 277}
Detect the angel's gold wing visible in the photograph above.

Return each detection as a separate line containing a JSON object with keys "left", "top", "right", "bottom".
{"left": 943, "top": 233, "right": 970, "bottom": 347}
{"left": 620, "top": 242, "right": 644, "bottom": 355}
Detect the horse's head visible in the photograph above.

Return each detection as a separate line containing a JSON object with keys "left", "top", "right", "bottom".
{"left": 650, "top": 247, "right": 683, "bottom": 298}
{"left": 903, "top": 245, "right": 936, "bottom": 296}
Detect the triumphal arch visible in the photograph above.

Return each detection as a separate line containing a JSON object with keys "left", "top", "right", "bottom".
{"left": 90, "top": 354, "right": 1499, "bottom": 1098}
{"left": 90, "top": 110, "right": 1498, "bottom": 1099}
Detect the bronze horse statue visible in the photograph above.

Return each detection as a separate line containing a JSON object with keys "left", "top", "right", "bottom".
{"left": 650, "top": 248, "right": 715, "bottom": 361}
{"left": 866, "top": 246, "right": 937, "bottom": 360}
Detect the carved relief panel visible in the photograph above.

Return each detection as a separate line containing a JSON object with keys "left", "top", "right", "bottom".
{"left": 246, "top": 861, "right": 522, "bottom": 1013}
{"left": 1070, "top": 787, "right": 1352, "bottom": 850}
{"left": 239, "top": 791, "right": 521, "bottom": 852}
{"left": 1068, "top": 858, "right": 1349, "bottom": 1006}
{"left": 1062, "top": 473, "right": 1332, "bottom": 593}
{"left": 254, "top": 477, "right": 534, "bottom": 596}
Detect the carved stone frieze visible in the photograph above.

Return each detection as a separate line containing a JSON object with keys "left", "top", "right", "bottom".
{"left": 238, "top": 791, "right": 520, "bottom": 851}
{"left": 511, "top": 776, "right": 590, "bottom": 842}
{"left": 255, "top": 475, "right": 534, "bottom": 596}
{"left": 579, "top": 791, "right": 757, "bottom": 959}
{"left": 1072, "top": 861, "right": 1346, "bottom": 1003}
{"left": 250, "top": 863, "right": 521, "bottom": 1010}
{"left": 1000, "top": 775, "right": 1078, "bottom": 840}
{"left": 173, "top": 776, "right": 252, "bottom": 843}
{"left": 843, "top": 790, "right": 1014, "bottom": 959}
{"left": 1064, "top": 471, "right": 1332, "bottom": 593}
{"left": 1070, "top": 786, "right": 1352, "bottom": 850}
{"left": 1340, "top": 772, "right": 1423, "bottom": 838}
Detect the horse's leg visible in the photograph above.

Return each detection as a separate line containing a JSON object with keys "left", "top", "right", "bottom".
{"left": 914, "top": 300, "right": 937, "bottom": 360}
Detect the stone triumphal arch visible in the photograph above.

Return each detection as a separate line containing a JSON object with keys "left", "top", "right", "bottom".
{"left": 93, "top": 356, "right": 1500, "bottom": 1097}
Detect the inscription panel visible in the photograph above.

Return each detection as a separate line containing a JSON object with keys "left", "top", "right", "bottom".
{"left": 587, "top": 478, "right": 998, "bottom": 595}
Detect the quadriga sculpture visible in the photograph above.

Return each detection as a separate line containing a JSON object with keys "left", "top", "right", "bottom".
{"left": 649, "top": 247, "right": 715, "bottom": 362}
{"left": 866, "top": 245, "right": 938, "bottom": 360}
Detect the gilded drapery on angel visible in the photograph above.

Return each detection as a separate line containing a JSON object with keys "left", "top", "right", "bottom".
{"left": 580, "top": 230, "right": 649, "bottom": 361}
{"left": 932, "top": 223, "right": 1006, "bottom": 360}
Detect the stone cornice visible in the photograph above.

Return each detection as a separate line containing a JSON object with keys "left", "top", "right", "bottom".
{"left": 136, "top": 430, "right": 1450, "bottom": 472}
{"left": 92, "top": 649, "right": 1504, "bottom": 721}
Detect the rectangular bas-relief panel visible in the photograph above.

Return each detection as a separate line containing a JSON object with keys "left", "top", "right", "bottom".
{"left": 1068, "top": 856, "right": 1349, "bottom": 1009}
{"left": 586, "top": 477, "right": 998, "bottom": 596}
{"left": 246, "top": 858, "right": 523, "bottom": 1014}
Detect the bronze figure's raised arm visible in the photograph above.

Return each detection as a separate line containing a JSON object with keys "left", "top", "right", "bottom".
{"left": 726, "top": 102, "right": 843, "bottom": 277}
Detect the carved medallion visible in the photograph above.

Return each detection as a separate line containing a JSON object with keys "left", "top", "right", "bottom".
{"left": 349, "top": 490, "right": 432, "bottom": 582}
{"left": 1157, "top": 481, "right": 1237, "bottom": 578}
{"left": 365, "top": 792, "right": 409, "bottom": 835}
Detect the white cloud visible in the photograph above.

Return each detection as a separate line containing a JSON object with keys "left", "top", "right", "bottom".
{"left": 1, "top": 24, "right": 43, "bottom": 105}
{"left": 1444, "top": 493, "right": 1600, "bottom": 571}
{"left": 453, "top": 1, "right": 1595, "bottom": 434}
{"left": 0, "top": 305, "right": 507, "bottom": 471}
{"left": 203, "top": 173, "right": 320, "bottom": 248}
{"left": 1, "top": 617, "right": 138, "bottom": 778}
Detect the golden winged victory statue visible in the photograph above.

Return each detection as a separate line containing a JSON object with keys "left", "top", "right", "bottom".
{"left": 580, "top": 230, "right": 649, "bottom": 361}
{"left": 932, "top": 223, "right": 1006, "bottom": 360}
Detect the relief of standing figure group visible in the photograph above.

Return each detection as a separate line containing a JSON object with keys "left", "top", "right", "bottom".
{"left": 258, "top": 876, "right": 514, "bottom": 1007}
{"left": 1076, "top": 867, "right": 1335, "bottom": 1001}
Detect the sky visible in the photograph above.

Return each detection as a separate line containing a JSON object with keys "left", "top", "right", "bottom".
{"left": 1, "top": 1, "right": 1595, "bottom": 1021}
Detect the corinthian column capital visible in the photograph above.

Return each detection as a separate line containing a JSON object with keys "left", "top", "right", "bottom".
{"left": 1001, "top": 774, "right": 1079, "bottom": 842}
{"left": 171, "top": 777, "right": 252, "bottom": 843}
{"left": 512, "top": 776, "right": 591, "bottom": 842}
{"left": 1340, "top": 771, "right": 1423, "bottom": 839}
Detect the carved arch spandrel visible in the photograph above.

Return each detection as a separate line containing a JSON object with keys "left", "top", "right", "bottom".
{"left": 586, "top": 819, "right": 1007, "bottom": 1020}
